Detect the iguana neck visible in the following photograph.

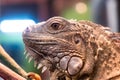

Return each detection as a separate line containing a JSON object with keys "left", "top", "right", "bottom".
{"left": 78, "top": 21, "right": 120, "bottom": 80}
{"left": 91, "top": 31, "right": 120, "bottom": 80}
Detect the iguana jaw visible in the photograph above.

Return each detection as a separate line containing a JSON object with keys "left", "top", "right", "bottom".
{"left": 23, "top": 33, "right": 86, "bottom": 79}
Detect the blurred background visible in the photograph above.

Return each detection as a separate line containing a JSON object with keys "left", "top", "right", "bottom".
{"left": 0, "top": 0, "right": 119, "bottom": 79}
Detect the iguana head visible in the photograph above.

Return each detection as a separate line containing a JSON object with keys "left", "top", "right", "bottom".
{"left": 23, "top": 17, "right": 98, "bottom": 79}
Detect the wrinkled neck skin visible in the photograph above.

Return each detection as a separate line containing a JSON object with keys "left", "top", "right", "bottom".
{"left": 89, "top": 27, "right": 120, "bottom": 80}
{"left": 79, "top": 21, "right": 120, "bottom": 80}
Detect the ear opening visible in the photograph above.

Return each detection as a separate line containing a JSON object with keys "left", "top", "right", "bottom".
{"left": 73, "top": 33, "right": 83, "bottom": 45}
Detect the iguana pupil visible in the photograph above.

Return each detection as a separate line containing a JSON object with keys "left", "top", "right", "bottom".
{"left": 51, "top": 23, "right": 61, "bottom": 30}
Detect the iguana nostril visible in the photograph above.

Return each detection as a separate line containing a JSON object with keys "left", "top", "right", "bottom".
{"left": 23, "top": 27, "right": 31, "bottom": 35}
{"left": 68, "top": 57, "right": 83, "bottom": 76}
{"left": 25, "top": 27, "right": 31, "bottom": 32}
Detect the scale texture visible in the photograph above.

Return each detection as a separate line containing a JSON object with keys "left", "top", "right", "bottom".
{"left": 23, "top": 17, "right": 120, "bottom": 80}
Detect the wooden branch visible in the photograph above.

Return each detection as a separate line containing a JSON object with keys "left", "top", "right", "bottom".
{"left": 0, "top": 45, "right": 27, "bottom": 78}
{"left": 0, "top": 45, "right": 42, "bottom": 80}
{"left": 0, "top": 62, "right": 26, "bottom": 80}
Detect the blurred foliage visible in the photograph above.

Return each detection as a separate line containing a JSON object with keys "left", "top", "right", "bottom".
{"left": 62, "top": 3, "right": 91, "bottom": 20}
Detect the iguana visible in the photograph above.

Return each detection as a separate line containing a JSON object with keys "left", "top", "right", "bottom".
{"left": 23, "top": 16, "right": 120, "bottom": 80}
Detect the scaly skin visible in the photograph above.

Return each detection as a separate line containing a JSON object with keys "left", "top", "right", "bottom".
{"left": 23, "top": 17, "right": 120, "bottom": 80}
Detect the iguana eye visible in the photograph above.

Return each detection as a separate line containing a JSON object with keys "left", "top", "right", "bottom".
{"left": 50, "top": 23, "right": 62, "bottom": 30}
